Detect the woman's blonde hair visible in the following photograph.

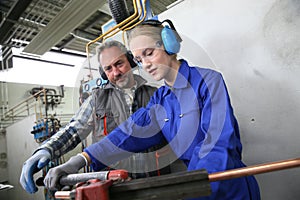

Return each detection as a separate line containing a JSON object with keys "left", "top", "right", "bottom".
{"left": 127, "top": 20, "right": 181, "bottom": 57}
{"left": 127, "top": 24, "right": 163, "bottom": 46}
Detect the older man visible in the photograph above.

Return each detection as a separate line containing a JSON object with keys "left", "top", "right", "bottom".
{"left": 20, "top": 40, "right": 170, "bottom": 194}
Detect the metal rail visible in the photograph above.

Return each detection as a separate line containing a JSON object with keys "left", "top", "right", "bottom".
{"left": 3, "top": 89, "right": 46, "bottom": 118}
{"left": 0, "top": 89, "right": 46, "bottom": 128}
{"left": 0, "top": 88, "right": 72, "bottom": 128}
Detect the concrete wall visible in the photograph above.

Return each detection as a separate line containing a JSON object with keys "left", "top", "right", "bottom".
{"left": 160, "top": 0, "right": 300, "bottom": 199}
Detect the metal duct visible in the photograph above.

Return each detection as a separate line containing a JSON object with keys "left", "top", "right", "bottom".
{"left": 23, "top": 0, "right": 106, "bottom": 55}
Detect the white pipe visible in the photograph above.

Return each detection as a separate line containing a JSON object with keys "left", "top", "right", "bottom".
{"left": 5, "top": 82, "right": 9, "bottom": 113}
{"left": 1, "top": 82, "right": 4, "bottom": 118}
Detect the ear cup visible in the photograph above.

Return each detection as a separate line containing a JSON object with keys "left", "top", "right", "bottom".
{"left": 126, "top": 51, "right": 137, "bottom": 68}
{"left": 161, "top": 26, "right": 180, "bottom": 55}
{"left": 141, "top": 19, "right": 181, "bottom": 55}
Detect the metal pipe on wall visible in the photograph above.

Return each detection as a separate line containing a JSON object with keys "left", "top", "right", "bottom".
{"left": 0, "top": 81, "right": 9, "bottom": 128}
{"left": 5, "top": 82, "right": 9, "bottom": 114}
{"left": 0, "top": 82, "right": 8, "bottom": 118}
{"left": 0, "top": 82, "right": 4, "bottom": 119}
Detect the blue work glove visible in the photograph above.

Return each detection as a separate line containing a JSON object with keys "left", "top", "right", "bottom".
{"left": 44, "top": 154, "right": 86, "bottom": 191}
{"left": 19, "top": 149, "right": 51, "bottom": 193}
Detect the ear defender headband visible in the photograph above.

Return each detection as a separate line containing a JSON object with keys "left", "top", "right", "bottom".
{"left": 126, "top": 51, "right": 137, "bottom": 68}
{"left": 99, "top": 51, "right": 136, "bottom": 80}
{"left": 99, "top": 65, "right": 108, "bottom": 80}
{"left": 141, "top": 19, "right": 182, "bottom": 55}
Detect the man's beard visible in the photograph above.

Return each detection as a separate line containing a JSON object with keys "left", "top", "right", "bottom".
{"left": 114, "top": 74, "right": 130, "bottom": 88}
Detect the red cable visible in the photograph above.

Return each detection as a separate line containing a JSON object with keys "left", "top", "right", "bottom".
{"left": 103, "top": 114, "right": 108, "bottom": 136}
{"left": 155, "top": 151, "right": 161, "bottom": 176}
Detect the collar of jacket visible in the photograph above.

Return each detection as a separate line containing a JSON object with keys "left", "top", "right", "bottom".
{"left": 165, "top": 59, "right": 190, "bottom": 91}
{"left": 102, "top": 74, "right": 147, "bottom": 91}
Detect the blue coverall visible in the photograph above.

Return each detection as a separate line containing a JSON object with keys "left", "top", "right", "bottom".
{"left": 84, "top": 59, "right": 261, "bottom": 199}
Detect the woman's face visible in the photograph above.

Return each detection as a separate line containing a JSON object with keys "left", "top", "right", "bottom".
{"left": 130, "top": 35, "right": 173, "bottom": 82}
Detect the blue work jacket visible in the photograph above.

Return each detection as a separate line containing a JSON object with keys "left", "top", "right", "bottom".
{"left": 85, "top": 60, "right": 260, "bottom": 199}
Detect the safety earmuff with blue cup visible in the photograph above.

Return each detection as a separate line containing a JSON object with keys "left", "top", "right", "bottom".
{"left": 141, "top": 19, "right": 182, "bottom": 55}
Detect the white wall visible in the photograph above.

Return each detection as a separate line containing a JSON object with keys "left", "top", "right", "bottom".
{"left": 2, "top": 114, "right": 84, "bottom": 200}
{"left": 0, "top": 82, "right": 81, "bottom": 200}
{"left": 0, "top": 129, "right": 8, "bottom": 183}
{"left": 160, "top": 0, "right": 300, "bottom": 199}
{"left": 0, "top": 48, "right": 84, "bottom": 87}
{"left": 5, "top": 115, "right": 44, "bottom": 200}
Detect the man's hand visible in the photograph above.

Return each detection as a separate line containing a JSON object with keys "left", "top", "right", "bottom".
{"left": 19, "top": 149, "right": 51, "bottom": 193}
{"left": 44, "top": 154, "right": 86, "bottom": 191}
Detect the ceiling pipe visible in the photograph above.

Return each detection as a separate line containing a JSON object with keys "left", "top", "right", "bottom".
{"left": 23, "top": 0, "right": 106, "bottom": 55}
{"left": 0, "top": 0, "right": 33, "bottom": 45}
{"left": 56, "top": 10, "right": 110, "bottom": 51}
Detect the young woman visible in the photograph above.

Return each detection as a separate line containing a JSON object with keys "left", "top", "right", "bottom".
{"left": 44, "top": 20, "right": 260, "bottom": 200}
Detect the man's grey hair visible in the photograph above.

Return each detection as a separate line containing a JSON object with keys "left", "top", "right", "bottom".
{"left": 96, "top": 40, "right": 128, "bottom": 64}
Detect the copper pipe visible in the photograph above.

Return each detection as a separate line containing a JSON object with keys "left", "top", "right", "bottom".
{"left": 209, "top": 157, "right": 300, "bottom": 182}
{"left": 54, "top": 191, "right": 74, "bottom": 199}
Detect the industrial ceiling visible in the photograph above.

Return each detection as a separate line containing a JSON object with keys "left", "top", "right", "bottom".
{"left": 0, "top": 0, "right": 179, "bottom": 70}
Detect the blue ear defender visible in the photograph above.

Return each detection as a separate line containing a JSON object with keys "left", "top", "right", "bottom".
{"left": 141, "top": 19, "right": 182, "bottom": 55}
{"left": 161, "top": 25, "right": 180, "bottom": 54}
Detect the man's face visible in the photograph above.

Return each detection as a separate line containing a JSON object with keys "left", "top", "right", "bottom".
{"left": 99, "top": 46, "right": 134, "bottom": 88}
